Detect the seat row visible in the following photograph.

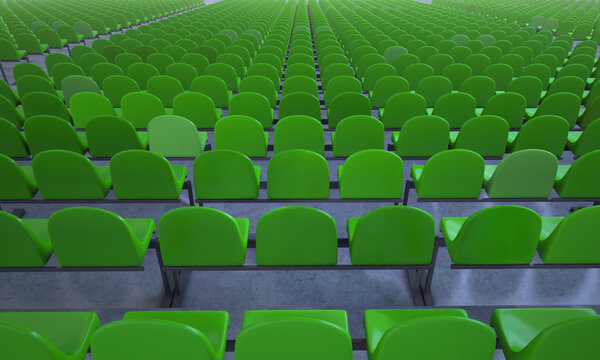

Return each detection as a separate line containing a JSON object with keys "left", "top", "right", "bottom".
{"left": 2, "top": 204, "right": 599, "bottom": 268}
{"left": 2, "top": 307, "right": 599, "bottom": 360}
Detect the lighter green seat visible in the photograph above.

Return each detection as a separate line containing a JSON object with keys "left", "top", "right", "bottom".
{"left": 338, "top": 150, "right": 404, "bottom": 199}
{"left": 121, "top": 92, "right": 167, "bottom": 129}
{"left": 236, "top": 310, "right": 352, "bottom": 360}
{"left": 24, "top": 115, "right": 88, "bottom": 156}
{"left": 450, "top": 115, "right": 509, "bottom": 157}
{"left": 91, "top": 311, "right": 229, "bottom": 360}
{"left": 508, "top": 116, "right": 569, "bottom": 156}
{"left": 0, "top": 154, "right": 37, "bottom": 200}
{"left": 148, "top": 115, "right": 207, "bottom": 157}
{"left": 48, "top": 207, "right": 154, "bottom": 266}
{"left": 348, "top": 206, "right": 435, "bottom": 265}
{"left": 273, "top": 115, "right": 324, "bottom": 155}
{"left": 158, "top": 207, "right": 248, "bottom": 266}
{"left": 256, "top": 207, "right": 337, "bottom": 265}
{"left": 491, "top": 308, "right": 600, "bottom": 360}
{"left": 332, "top": 115, "right": 384, "bottom": 157}
{"left": 214, "top": 115, "right": 268, "bottom": 157}
{"left": 484, "top": 149, "right": 558, "bottom": 198}
{"left": 229, "top": 92, "right": 274, "bottom": 128}
{"left": 267, "top": 150, "right": 329, "bottom": 199}
{"left": 440, "top": 205, "right": 542, "bottom": 264}
{"left": 364, "top": 309, "right": 496, "bottom": 360}
{"left": 193, "top": 150, "right": 261, "bottom": 199}
{"left": 86, "top": 116, "right": 148, "bottom": 157}
{"left": 69, "top": 92, "right": 115, "bottom": 128}
{"left": 567, "top": 118, "right": 600, "bottom": 157}
{"left": 411, "top": 149, "right": 484, "bottom": 199}
{"left": 0, "top": 312, "right": 99, "bottom": 360}
{"left": 110, "top": 150, "right": 186, "bottom": 200}
{"left": 0, "top": 118, "right": 29, "bottom": 157}
{"left": 32, "top": 150, "right": 111, "bottom": 200}
{"left": 554, "top": 150, "right": 600, "bottom": 198}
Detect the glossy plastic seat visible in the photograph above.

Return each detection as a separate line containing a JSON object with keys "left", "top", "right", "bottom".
{"left": 484, "top": 149, "right": 558, "bottom": 198}
{"left": 121, "top": 92, "right": 167, "bottom": 129}
{"left": 0, "top": 154, "right": 37, "bottom": 200}
{"left": 172, "top": 92, "right": 222, "bottom": 129}
{"left": 274, "top": 115, "right": 324, "bottom": 155}
{"left": 240, "top": 75, "right": 277, "bottom": 107}
{"left": 32, "top": 150, "right": 111, "bottom": 200}
{"left": 324, "top": 76, "right": 362, "bottom": 107}
{"left": 193, "top": 150, "right": 260, "bottom": 199}
{"left": 48, "top": 207, "right": 154, "bottom": 266}
{"left": 440, "top": 205, "right": 542, "bottom": 264}
{"left": 392, "top": 115, "right": 450, "bottom": 157}
{"left": 214, "top": 115, "right": 268, "bottom": 157}
{"left": 0, "top": 312, "right": 99, "bottom": 360}
{"left": 0, "top": 118, "right": 29, "bottom": 157}
{"left": 69, "top": 92, "right": 115, "bottom": 128}
{"left": 236, "top": 310, "right": 352, "bottom": 360}
{"left": 369, "top": 76, "right": 409, "bottom": 108}
{"left": 554, "top": 150, "right": 600, "bottom": 198}
{"left": 491, "top": 308, "right": 600, "bottom": 360}
{"left": 267, "top": 150, "right": 329, "bottom": 199}
{"left": 508, "top": 116, "right": 569, "bottom": 156}
{"left": 460, "top": 76, "right": 496, "bottom": 107}
{"left": 364, "top": 309, "right": 496, "bottom": 360}
{"left": 24, "top": 115, "right": 88, "bottom": 156}
{"left": 92, "top": 311, "right": 228, "bottom": 360}
{"left": 148, "top": 115, "right": 207, "bottom": 157}
{"left": 450, "top": 115, "right": 509, "bottom": 157}
{"left": 86, "top": 116, "right": 148, "bottom": 157}
{"left": 191, "top": 75, "right": 232, "bottom": 108}
{"left": 380, "top": 92, "right": 427, "bottom": 129}
{"left": 126, "top": 63, "right": 159, "bottom": 90}
{"left": 432, "top": 92, "right": 476, "bottom": 128}
{"left": 411, "top": 149, "right": 484, "bottom": 199}
{"left": 348, "top": 206, "right": 435, "bottom": 265}
{"left": 158, "top": 207, "right": 248, "bottom": 266}
{"left": 481, "top": 92, "right": 527, "bottom": 128}
{"left": 0, "top": 209, "right": 51, "bottom": 267}
{"left": 110, "top": 150, "right": 186, "bottom": 200}
{"left": 338, "top": 150, "right": 403, "bottom": 199}
{"left": 281, "top": 76, "right": 319, "bottom": 98}
{"left": 146, "top": 75, "right": 184, "bottom": 108}
{"left": 22, "top": 92, "right": 71, "bottom": 123}
{"left": 229, "top": 92, "right": 274, "bottom": 128}
{"left": 416, "top": 76, "right": 453, "bottom": 108}
{"left": 256, "top": 207, "right": 337, "bottom": 265}
{"left": 567, "top": 118, "right": 600, "bottom": 156}
{"left": 102, "top": 75, "right": 140, "bottom": 107}
{"left": 332, "top": 115, "right": 384, "bottom": 157}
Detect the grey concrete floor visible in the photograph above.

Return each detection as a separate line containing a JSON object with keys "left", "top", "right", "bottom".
{"left": 1, "top": 1, "right": 599, "bottom": 359}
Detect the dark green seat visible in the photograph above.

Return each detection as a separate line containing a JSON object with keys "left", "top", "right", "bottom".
{"left": 554, "top": 150, "right": 600, "bottom": 198}
{"left": 172, "top": 92, "right": 222, "bottom": 129}
{"left": 267, "top": 149, "right": 329, "bottom": 199}
{"left": 392, "top": 115, "right": 450, "bottom": 157}
{"left": 450, "top": 115, "right": 509, "bottom": 157}
{"left": 91, "top": 311, "right": 229, "bottom": 360}
{"left": 440, "top": 205, "right": 542, "bottom": 264}
{"left": 380, "top": 92, "right": 427, "bottom": 129}
{"left": 567, "top": 118, "right": 600, "bottom": 157}
{"left": 278, "top": 93, "right": 321, "bottom": 121}
{"left": 0, "top": 210, "right": 51, "bottom": 267}
{"left": 48, "top": 207, "right": 154, "bottom": 266}
{"left": 110, "top": 150, "right": 186, "bottom": 200}
{"left": 121, "top": 92, "right": 167, "bottom": 129}
{"left": 364, "top": 309, "right": 496, "bottom": 360}
{"left": 274, "top": 115, "right": 324, "bottom": 155}
{"left": 432, "top": 92, "right": 476, "bottom": 128}
{"left": 24, "top": 115, "right": 88, "bottom": 156}
{"left": 0, "top": 312, "right": 99, "bottom": 359}
{"left": 348, "top": 206, "right": 435, "bottom": 265}
{"left": 491, "top": 308, "right": 600, "bottom": 360}
{"left": 159, "top": 206, "right": 248, "bottom": 266}
{"left": 86, "top": 116, "right": 148, "bottom": 157}
{"left": 328, "top": 93, "right": 371, "bottom": 129}
{"left": 508, "top": 115, "right": 569, "bottom": 156}
{"left": 229, "top": 92, "right": 274, "bottom": 128}
{"left": 69, "top": 92, "right": 115, "bottom": 128}
{"left": 0, "top": 118, "right": 29, "bottom": 157}
{"left": 32, "top": 150, "right": 111, "bottom": 200}
{"left": 411, "top": 149, "right": 484, "bottom": 198}
{"left": 484, "top": 149, "right": 558, "bottom": 198}
{"left": 191, "top": 75, "right": 232, "bottom": 108}
{"left": 236, "top": 310, "right": 352, "bottom": 360}
{"left": 332, "top": 115, "right": 384, "bottom": 157}
{"left": 338, "top": 150, "right": 403, "bottom": 199}
{"left": 0, "top": 154, "right": 37, "bottom": 200}
{"left": 256, "top": 207, "right": 337, "bottom": 265}
{"left": 480, "top": 92, "right": 527, "bottom": 128}
{"left": 214, "top": 115, "right": 268, "bottom": 157}
{"left": 193, "top": 150, "right": 260, "bottom": 199}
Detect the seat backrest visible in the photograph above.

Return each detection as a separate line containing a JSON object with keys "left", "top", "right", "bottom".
{"left": 451, "top": 205, "right": 541, "bottom": 264}
{"left": 418, "top": 149, "right": 485, "bottom": 198}
{"left": 523, "top": 317, "right": 600, "bottom": 360}
{"left": 454, "top": 115, "right": 509, "bottom": 156}
{"left": 432, "top": 92, "right": 476, "bottom": 128}
{"left": 158, "top": 207, "right": 247, "bottom": 266}
{"left": 148, "top": 115, "right": 205, "bottom": 157}
{"left": 240, "top": 75, "right": 277, "bottom": 106}
{"left": 146, "top": 75, "right": 184, "bottom": 108}
{"left": 24, "top": 115, "right": 86, "bottom": 156}
{"left": 325, "top": 76, "right": 362, "bottom": 106}
{"left": 235, "top": 319, "right": 352, "bottom": 360}
{"left": 395, "top": 115, "right": 450, "bottom": 157}
{"left": 32, "top": 150, "right": 109, "bottom": 200}
{"left": 487, "top": 149, "right": 558, "bottom": 198}
{"left": 555, "top": 150, "right": 600, "bottom": 198}
{"left": 267, "top": 149, "right": 329, "bottom": 199}
{"left": 0, "top": 322, "right": 63, "bottom": 359}
{"left": 539, "top": 206, "right": 600, "bottom": 263}
{"left": 534, "top": 92, "right": 581, "bottom": 128}
{"left": 328, "top": 92, "right": 372, "bottom": 129}
{"left": 16, "top": 75, "right": 58, "bottom": 99}
{"left": 126, "top": 63, "right": 160, "bottom": 90}
{"left": 350, "top": 206, "right": 435, "bottom": 265}
{"left": 48, "top": 207, "right": 149, "bottom": 266}
{"left": 193, "top": 150, "right": 259, "bottom": 199}
{"left": 214, "top": 115, "right": 266, "bottom": 157}
{"left": 339, "top": 150, "right": 403, "bottom": 198}
{"left": 0, "top": 210, "right": 51, "bottom": 267}
{"left": 372, "top": 316, "right": 496, "bottom": 360}
{"left": 256, "top": 206, "right": 337, "bottom": 265}
{"left": 381, "top": 92, "right": 427, "bottom": 128}
{"left": 274, "top": 115, "right": 324, "bottom": 155}
{"left": 121, "top": 92, "right": 166, "bottom": 129}
{"left": 110, "top": 150, "right": 180, "bottom": 199}
{"left": 91, "top": 319, "right": 218, "bottom": 360}
{"left": 86, "top": 115, "right": 144, "bottom": 157}
{"left": 0, "top": 118, "right": 29, "bottom": 157}
{"left": 0, "top": 154, "right": 37, "bottom": 200}
{"left": 278, "top": 92, "right": 321, "bottom": 121}
{"left": 333, "top": 115, "right": 384, "bottom": 157}
{"left": 512, "top": 115, "right": 569, "bottom": 156}
{"left": 62, "top": 75, "right": 101, "bottom": 106}
{"left": 70, "top": 92, "right": 115, "bottom": 128}
{"left": 482, "top": 92, "right": 527, "bottom": 128}
{"left": 229, "top": 92, "right": 273, "bottom": 128}
{"left": 172, "top": 92, "right": 220, "bottom": 128}
{"left": 22, "top": 92, "right": 70, "bottom": 123}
